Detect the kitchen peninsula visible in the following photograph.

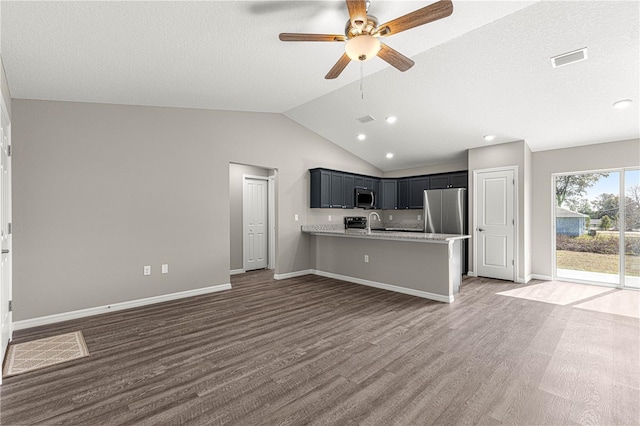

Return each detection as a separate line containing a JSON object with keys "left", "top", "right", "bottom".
{"left": 302, "top": 225, "right": 470, "bottom": 303}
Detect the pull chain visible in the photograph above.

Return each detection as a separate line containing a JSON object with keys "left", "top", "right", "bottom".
{"left": 360, "top": 61, "right": 364, "bottom": 100}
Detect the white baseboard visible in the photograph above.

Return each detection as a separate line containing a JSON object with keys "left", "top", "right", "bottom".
{"left": 531, "top": 274, "right": 552, "bottom": 281}
{"left": 467, "top": 271, "right": 476, "bottom": 277}
{"left": 313, "top": 270, "right": 454, "bottom": 303}
{"left": 230, "top": 269, "right": 245, "bottom": 275}
{"left": 273, "top": 269, "right": 314, "bottom": 280}
{"left": 13, "top": 283, "right": 232, "bottom": 331}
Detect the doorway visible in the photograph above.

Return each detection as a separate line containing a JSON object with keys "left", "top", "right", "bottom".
{"left": 229, "top": 163, "right": 276, "bottom": 275}
{"left": 554, "top": 168, "right": 640, "bottom": 288}
{"left": 473, "top": 167, "right": 517, "bottom": 281}
{"left": 0, "top": 96, "right": 12, "bottom": 382}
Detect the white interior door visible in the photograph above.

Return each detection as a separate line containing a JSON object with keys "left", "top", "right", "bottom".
{"left": 1, "top": 100, "right": 12, "bottom": 375}
{"left": 475, "top": 168, "right": 515, "bottom": 281}
{"left": 244, "top": 177, "right": 268, "bottom": 271}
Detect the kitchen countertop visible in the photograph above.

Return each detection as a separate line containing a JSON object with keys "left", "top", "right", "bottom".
{"left": 301, "top": 224, "right": 470, "bottom": 243}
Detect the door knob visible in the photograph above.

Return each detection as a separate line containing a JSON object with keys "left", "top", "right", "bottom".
{"left": 477, "top": 228, "right": 485, "bottom": 232}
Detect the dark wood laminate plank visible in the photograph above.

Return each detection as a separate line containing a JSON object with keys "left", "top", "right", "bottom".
{"left": 1, "top": 270, "right": 638, "bottom": 425}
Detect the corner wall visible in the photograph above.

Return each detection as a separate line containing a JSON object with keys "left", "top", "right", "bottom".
{"left": 468, "top": 140, "right": 530, "bottom": 282}
{"left": 12, "top": 99, "right": 382, "bottom": 321}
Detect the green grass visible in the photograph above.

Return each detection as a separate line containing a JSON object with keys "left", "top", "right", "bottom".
{"left": 556, "top": 250, "right": 640, "bottom": 276}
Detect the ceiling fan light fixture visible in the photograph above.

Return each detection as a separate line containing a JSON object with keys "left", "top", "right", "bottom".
{"left": 345, "top": 35, "right": 381, "bottom": 62}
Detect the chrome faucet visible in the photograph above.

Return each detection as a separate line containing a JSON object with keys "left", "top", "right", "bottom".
{"left": 367, "top": 211, "right": 381, "bottom": 234}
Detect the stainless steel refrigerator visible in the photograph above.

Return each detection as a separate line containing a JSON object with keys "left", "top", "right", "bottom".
{"left": 423, "top": 188, "right": 466, "bottom": 234}
{"left": 424, "top": 188, "right": 467, "bottom": 284}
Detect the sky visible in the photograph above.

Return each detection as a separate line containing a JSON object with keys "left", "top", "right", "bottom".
{"left": 584, "top": 169, "right": 640, "bottom": 202}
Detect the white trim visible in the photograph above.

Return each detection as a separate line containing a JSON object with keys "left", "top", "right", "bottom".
{"left": 274, "top": 269, "right": 314, "bottom": 280}
{"left": 13, "top": 283, "right": 232, "bottom": 331}
{"left": 531, "top": 274, "right": 552, "bottom": 281}
{"left": 230, "top": 269, "right": 245, "bottom": 275}
{"left": 268, "top": 174, "right": 276, "bottom": 270}
{"left": 467, "top": 271, "right": 476, "bottom": 277}
{"left": 313, "top": 270, "right": 454, "bottom": 303}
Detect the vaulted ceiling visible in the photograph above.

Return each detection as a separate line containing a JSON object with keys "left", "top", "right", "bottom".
{"left": 2, "top": 1, "right": 638, "bottom": 171}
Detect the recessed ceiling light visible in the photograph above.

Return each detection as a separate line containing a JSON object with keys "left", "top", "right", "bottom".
{"left": 386, "top": 153, "right": 394, "bottom": 159}
{"left": 357, "top": 134, "right": 366, "bottom": 141}
{"left": 385, "top": 116, "right": 397, "bottom": 124}
{"left": 483, "top": 135, "right": 496, "bottom": 142}
{"left": 613, "top": 99, "right": 633, "bottom": 109}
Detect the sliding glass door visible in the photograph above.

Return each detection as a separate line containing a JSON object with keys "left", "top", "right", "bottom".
{"left": 554, "top": 168, "right": 639, "bottom": 287}
{"left": 624, "top": 169, "right": 640, "bottom": 288}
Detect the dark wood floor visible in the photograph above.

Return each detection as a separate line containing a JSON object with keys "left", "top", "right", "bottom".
{"left": 2, "top": 270, "right": 639, "bottom": 425}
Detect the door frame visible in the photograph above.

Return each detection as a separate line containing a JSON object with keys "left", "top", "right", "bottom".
{"left": 0, "top": 95, "right": 12, "bottom": 385}
{"left": 472, "top": 166, "right": 519, "bottom": 282}
{"left": 242, "top": 174, "right": 269, "bottom": 271}
{"left": 268, "top": 174, "right": 276, "bottom": 270}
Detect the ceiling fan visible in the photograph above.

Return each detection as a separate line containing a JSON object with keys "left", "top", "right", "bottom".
{"left": 279, "top": 0, "right": 454, "bottom": 79}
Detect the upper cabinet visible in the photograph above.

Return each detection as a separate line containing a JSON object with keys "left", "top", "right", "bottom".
{"left": 429, "top": 171, "right": 468, "bottom": 189}
{"left": 380, "top": 179, "right": 398, "bottom": 210}
{"left": 310, "top": 169, "right": 467, "bottom": 209}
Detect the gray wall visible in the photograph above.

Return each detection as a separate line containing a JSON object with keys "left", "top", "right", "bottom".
{"left": 382, "top": 159, "right": 468, "bottom": 178}
{"left": 12, "top": 99, "right": 381, "bottom": 321}
{"left": 468, "top": 140, "right": 530, "bottom": 282}
{"left": 531, "top": 138, "right": 640, "bottom": 278}
{"left": 229, "top": 163, "right": 270, "bottom": 271}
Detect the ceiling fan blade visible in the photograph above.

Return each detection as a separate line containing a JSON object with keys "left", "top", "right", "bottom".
{"left": 325, "top": 53, "right": 352, "bottom": 79}
{"left": 377, "top": 43, "right": 415, "bottom": 72}
{"left": 279, "top": 33, "right": 346, "bottom": 42}
{"left": 346, "top": 0, "right": 368, "bottom": 30}
{"left": 375, "top": 0, "right": 453, "bottom": 37}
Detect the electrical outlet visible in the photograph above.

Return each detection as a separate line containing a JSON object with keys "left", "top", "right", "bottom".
{"left": 162, "top": 264, "right": 169, "bottom": 274}
{"left": 389, "top": 215, "right": 393, "bottom": 221}
{"left": 364, "top": 255, "right": 369, "bottom": 263}
{"left": 294, "top": 214, "right": 299, "bottom": 221}
{"left": 143, "top": 265, "right": 151, "bottom": 276}
{"left": 328, "top": 215, "right": 332, "bottom": 221}
{"left": 418, "top": 214, "right": 422, "bottom": 221}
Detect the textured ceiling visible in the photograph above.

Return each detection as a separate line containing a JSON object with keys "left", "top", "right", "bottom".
{"left": 2, "top": 1, "right": 639, "bottom": 171}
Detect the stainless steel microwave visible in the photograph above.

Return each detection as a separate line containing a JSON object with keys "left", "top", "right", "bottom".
{"left": 355, "top": 187, "right": 375, "bottom": 209}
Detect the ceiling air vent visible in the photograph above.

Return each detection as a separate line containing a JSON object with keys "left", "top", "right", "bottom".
{"left": 551, "top": 48, "right": 588, "bottom": 68}
{"left": 356, "top": 115, "right": 376, "bottom": 124}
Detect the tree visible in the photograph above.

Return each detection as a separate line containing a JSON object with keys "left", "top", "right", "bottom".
{"left": 555, "top": 173, "right": 609, "bottom": 207}
{"left": 566, "top": 197, "right": 594, "bottom": 216}
{"left": 600, "top": 214, "right": 612, "bottom": 230}
{"left": 626, "top": 184, "right": 640, "bottom": 230}
{"left": 592, "top": 193, "right": 619, "bottom": 220}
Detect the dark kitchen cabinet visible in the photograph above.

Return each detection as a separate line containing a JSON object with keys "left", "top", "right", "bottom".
{"left": 330, "top": 173, "right": 344, "bottom": 207}
{"left": 397, "top": 179, "right": 409, "bottom": 209}
{"left": 408, "top": 176, "right": 430, "bottom": 208}
{"left": 380, "top": 179, "right": 398, "bottom": 210}
{"left": 310, "top": 169, "right": 332, "bottom": 208}
{"left": 343, "top": 174, "right": 355, "bottom": 208}
{"left": 429, "top": 171, "right": 468, "bottom": 189}
{"left": 310, "top": 168, "right": 357, "bottom": 208}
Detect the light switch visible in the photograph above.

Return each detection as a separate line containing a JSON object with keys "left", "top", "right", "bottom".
{"left": 143, "top": 265, "right": 151, "bottom": 276}
{"left": 294, "top": 214, "right": 299, "bottom": 221}
{"left": 162, "top": 264, "right": 169, "bottom": 274}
